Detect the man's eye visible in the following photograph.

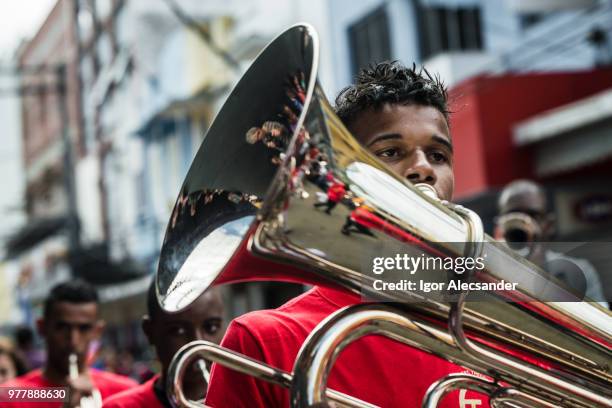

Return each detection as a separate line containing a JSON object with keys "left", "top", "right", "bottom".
{"left": 78, "top": 324, "right": 93, "bottom": 333}
{"left": 168, "top": 326, "right": 186, "bottom": 336}
{"left": 375, "top": 148, "right": 400, "bottom": 159}
{"left": 204, "top": 320, "right": 221, "bottom": 335}
{"left": 429, "top": 151, "right": 448, "bottom": 163}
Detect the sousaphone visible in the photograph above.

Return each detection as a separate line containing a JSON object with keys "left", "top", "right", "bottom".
{"left": 156, "top": 24, "right": 611, "bottom": 407}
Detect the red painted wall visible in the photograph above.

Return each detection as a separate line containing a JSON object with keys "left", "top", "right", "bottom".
{"left": 449, "top": 68, "right": 612, "bottom": 200}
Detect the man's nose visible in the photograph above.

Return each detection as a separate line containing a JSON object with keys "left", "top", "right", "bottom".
{"left": 194, "top": 328, "right": 207, "bottom": 342}
{"left": 405, "top": 150, "right": 436, "bottom": 185}
{"left": 69, "top": 328, "right": 82, "bottom": 348}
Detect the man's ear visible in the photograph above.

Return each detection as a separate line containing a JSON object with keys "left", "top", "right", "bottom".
{"left": 36, "top": 317, "right": 46, "bottom": 338}
{"left": 142, "top": 315, "right": 153, "bottom": 344}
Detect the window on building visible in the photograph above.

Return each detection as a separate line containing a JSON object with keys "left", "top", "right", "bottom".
{"left": 77, "top": 0, "right": 95, "bottom": 43}
{"left": 417, "top": 4, "right": 483, "bottom": 60}
{"left": 37, "top": 88, "right": 46, "bottom": 124}
{"left": 348, "top": 7, "right": 392, "bottom": 77}
{"left": 95, "top": 0, "right": 113, "bottom": 22}
{"left": 97, "top": 32, "right": 113, "bottom": 67}
{"left": 114, "top": 4, "right": 128, "bottom": 48}
{"left": 519, "top": 13, "right": 545, "bottom": 30}
{"left": 81, "top": 54, "right": 94, "bottom": 91}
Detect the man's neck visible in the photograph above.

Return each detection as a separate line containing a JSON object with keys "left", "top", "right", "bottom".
{"left": 155, "top": 373, "right": 206, "bottom": 406}
{"left": 153, "top": 375, "right": 173, "bottom": 408}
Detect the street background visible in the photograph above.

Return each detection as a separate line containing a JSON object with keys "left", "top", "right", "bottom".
{"left": 0, "top": 0, "right": 611, "bottom": 381}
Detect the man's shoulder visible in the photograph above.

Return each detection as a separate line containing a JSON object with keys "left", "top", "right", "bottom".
{"left": 102, "top": 376, "right": 160, "bottom": 408}
{"left": 206, "top": 289, "right": 336, "bottom": 407}
{"left": 222, "top": 287, "right": 342, "bottom": 356}
{"left": 3, "top": 369, "right": 45, "bottom": 387}
{"left": 91, "top": 368, "right": 138, "bottom": 392}
{"left": 232, "top": 287, "right": 334, "bottom": 334}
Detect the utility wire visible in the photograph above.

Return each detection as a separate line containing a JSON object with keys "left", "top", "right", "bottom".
{"left": 505, "top": 11, "right": 612, "bottom": 69}
{"left": 159, "top": 0, "right": 241, "bottom": 72}
{"left": 497, "top": 3, "right": 611, "bottom": 71}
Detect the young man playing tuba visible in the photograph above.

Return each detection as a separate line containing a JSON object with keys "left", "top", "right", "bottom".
{"left": 204, "top": 61, "right": 490, "bottom": 408}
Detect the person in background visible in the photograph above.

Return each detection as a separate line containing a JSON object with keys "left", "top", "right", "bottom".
{"left": 102, "top": 282, "right": 225, "bottom": 408}
{"left": 0, "top": 345, "right": 27, "bottom": 383}
{"left": 313, "top": 177, "right": 346, "bottom": 214}
{"left": 14, "top": 325, "right": 45, "bottom": 370}
{"left": 3, "top": 280, "right": 137, "bottom": 408}
{"left": 495, "top": 179, "right": 608, "bottom": 307}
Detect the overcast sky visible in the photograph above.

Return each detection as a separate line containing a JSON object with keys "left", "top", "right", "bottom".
{"left": 0, "top": 0, "right": 57, "bottom": 59}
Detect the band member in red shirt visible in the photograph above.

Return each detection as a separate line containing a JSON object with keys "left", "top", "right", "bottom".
{"left": 3, "top": 280, "right": 136, "bottom": 408}
{"left": 102, "top": 283, "right": 225, "bottom": 408}
{"left": 313, "top": 178, "right": 347, "bottom": 214}
{"left": 205, "top": 62, "right": 489, "bottom": 407}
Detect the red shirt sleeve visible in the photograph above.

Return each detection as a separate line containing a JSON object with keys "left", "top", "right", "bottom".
{"left": 90, "top": 370, "right": 138, "bottom": 401}
{"left": 205, "top": 320, "right": 278, "bottom": 408}
{"left": 102, "top": 376, "right": 163, "bottom": 408}
{"left": 103, "top": 395, "right": 133, "bottom": 408}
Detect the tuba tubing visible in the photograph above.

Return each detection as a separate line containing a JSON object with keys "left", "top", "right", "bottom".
{"left": 166, "top": 340, "right": 378, "bottom": 408}
{"left": 290, "top": 303, "right": 609, "bottom": 407}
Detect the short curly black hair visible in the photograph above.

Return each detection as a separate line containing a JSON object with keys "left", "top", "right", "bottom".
{"left": 43, "top": 279, "right": 99, "bottom": 319}
{"left": 335, "top": 61, "right": 449, "bottom": 127}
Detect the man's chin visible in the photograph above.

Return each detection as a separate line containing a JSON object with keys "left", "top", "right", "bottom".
{"left": 435, "top": 186, "right": 452, "bottom": 202}
{"left": 52, "top": 352, "right": 82, "bottom": 374}
{"left": 183, "top": 365, "right": 208, "bottom": 385}
{"left": 182, "top": 379, "right": 207, "bottom": 401}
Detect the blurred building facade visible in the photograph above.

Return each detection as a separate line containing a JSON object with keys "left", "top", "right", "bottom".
{"left": 0, "top": 57, "right": 26, "bottom": 328}
{"left": 6, "top": 0, "right": 83, "bottom": 326}
{"left": 74, "top": 0, "right": 241, "bottom": 351}
{"left": 4, "top": 0, "right": 611, "bottom": 338}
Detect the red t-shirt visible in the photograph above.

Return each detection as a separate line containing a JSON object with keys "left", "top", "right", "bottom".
{"left": 102, "top": 374, "right": 164, "bottom": 408}
{"left": 2, "top": 368, "right": 137, "bottom": 408}
{"left": 205, "top": 286, "right": 490, "bottom": 408}
{"left": 327, "top": 183, "right": 346, "bottom": 202}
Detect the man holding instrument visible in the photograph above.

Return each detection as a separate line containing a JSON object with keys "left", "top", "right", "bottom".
{"left": 102, "top": 282, "right": 225, "bottom": 408}
{"left": 495, "top": 179, "right": 608, "bottom": 308}
{"left": 205, "top": 61, "right": 490, "bottom": 407}
{"left": 3, "top": 280, "right": 136, "bottom": 408}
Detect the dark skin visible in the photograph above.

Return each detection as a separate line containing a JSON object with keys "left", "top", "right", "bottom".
{"left": 349, "top": 104, "right": 454, "bottom": 201}
{"left": 37, "top": 301, "right": 105, "bottom": 407}
{"left": 0, "top": 352, "right": 17, "bottom": 383}
{"left": 496, "top": 184, "right": 592, "bottom": 297}
{"left": 142, "top": 288, "right": 225, "bottom": 402}
{"left": 497, "top": 185, "right": 554, "bottom": 267}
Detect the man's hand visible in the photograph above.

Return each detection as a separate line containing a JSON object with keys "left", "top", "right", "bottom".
{"left": 64, "top": 373, "right": 95, "bottom": 408}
